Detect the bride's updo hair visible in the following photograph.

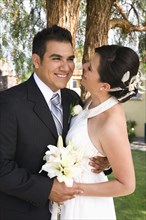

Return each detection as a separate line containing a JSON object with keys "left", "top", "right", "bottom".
{"left": 95, "top": 45, "right": 140, "bottom": 103}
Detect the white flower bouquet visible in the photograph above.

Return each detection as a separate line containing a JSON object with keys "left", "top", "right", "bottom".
{"left": 40, "top": 135, "right": 83, "bottom": 187}
{"left": 40, "top": 136, "right": 83, "bottom": 220}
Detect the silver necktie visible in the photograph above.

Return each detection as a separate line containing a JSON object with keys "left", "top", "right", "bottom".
{"left": 50, "top": 93, "right": 63, "bottom": 135}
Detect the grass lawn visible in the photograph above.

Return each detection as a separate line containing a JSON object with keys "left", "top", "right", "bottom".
{"left": 109, "top": 150, "right": 146, "bottom": 220}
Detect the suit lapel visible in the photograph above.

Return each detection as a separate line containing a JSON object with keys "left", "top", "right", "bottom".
{"left": 61, "top": 90, "right": 71, "bottom": 140}
{"left": 26, "top": 75, "right": 58, "bottom": 139}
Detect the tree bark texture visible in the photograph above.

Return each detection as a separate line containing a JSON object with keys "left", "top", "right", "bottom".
{"left": 83, "top": 0, "right": 116, "bottom": 63}
{"left": 46, "top": 0, "right": 80, "bottom": 47}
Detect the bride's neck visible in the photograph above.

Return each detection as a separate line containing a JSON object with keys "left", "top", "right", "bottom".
{"left": 89, "top": 94, "right": 111, "bottom": 109}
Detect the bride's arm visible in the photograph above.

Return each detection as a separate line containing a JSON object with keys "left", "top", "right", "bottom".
{"left": 78, "top": 120, "right": 135, "bottom": 198}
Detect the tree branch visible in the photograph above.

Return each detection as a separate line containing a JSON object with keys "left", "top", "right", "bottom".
{"left": 113, "top": 1, "right": 129, "bottom": 21}
{"left": 109, "top": 18, "right": 146, "bottom": 33}
{"left": 111, "top": 2, "right": 146, "bottom": 33}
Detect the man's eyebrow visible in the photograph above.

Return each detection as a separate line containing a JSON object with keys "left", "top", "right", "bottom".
{"left": 68, "top": 55, "right": 75, "bottom": 59}
{"left": 49, "top": 54, "right": 62, "bottom": 58}
{"left": 49, "top": 54, "right": 75, "bottom": 59}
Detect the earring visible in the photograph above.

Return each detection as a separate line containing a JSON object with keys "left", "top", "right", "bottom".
{"left": 100, "top": 87, "right": 103, "bottom": 91}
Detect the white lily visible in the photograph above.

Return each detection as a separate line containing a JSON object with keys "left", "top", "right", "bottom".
{"left": 40, "top": 136, "right": 83, "bottom": 187}
{"left": 57, "top": 135, "right": 64, "bottom": 147}
{"left": 41, "top": 162, "right": 61, "bottom": 178}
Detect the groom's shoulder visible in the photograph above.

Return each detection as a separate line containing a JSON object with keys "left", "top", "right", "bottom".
{"left": 61, "top": 88, "right": 82, "bottom": 104}
{"left": 62, "top": 88, "right": 80, "bottom": 98}
{"left": 0, "top": 79, "right": 29, "bottom": 106}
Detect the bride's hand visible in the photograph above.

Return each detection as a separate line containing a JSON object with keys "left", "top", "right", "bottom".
{"left": 89, "top": 156, "right": 110, "bottom": 173}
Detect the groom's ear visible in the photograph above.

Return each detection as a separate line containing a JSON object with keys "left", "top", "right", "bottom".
{"left": 32, "top": 54, "right": 40, "bottom": 69}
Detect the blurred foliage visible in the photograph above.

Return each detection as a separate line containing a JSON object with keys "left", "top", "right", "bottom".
{"left": 0, "top": 0, "right": 46, "bottom": 81}
{"left": 127, "top": 120, "right": 137, "bottom": 142}
{"left": 139, "top": 34, "right": 146, "bottom": 71}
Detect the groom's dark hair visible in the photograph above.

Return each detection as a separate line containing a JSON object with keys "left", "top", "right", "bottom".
{"left": 32, "top": 25, "right": 73, "bottom": 60}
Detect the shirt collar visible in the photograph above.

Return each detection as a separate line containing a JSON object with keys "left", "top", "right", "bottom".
{"left": 33, "top": 73, "right": 61, "bottom": 104}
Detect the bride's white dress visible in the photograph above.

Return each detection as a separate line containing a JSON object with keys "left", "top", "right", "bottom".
{"left": 60, "top": 96, "right": 118, "bottom": 220}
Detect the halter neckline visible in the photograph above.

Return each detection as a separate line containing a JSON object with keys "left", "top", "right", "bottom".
{"left": 85, "top": 96, "right": 119, "bottom": 118}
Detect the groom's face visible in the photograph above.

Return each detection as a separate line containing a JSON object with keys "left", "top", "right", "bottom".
{"left": 32, "top": 40, "right": 75, "bottom": 92}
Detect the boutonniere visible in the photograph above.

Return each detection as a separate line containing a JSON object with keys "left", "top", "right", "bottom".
{"left": 68, "top": 103, "right": 83, "bottom": 124}
{"left": 71, "top": 104, "right": 83, "bottom": 116}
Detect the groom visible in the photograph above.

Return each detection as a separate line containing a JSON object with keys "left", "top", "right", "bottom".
{"left": 0, "top": 25, "right": 110, "bottom": 220}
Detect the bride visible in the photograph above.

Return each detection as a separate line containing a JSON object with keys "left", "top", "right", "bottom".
{"left": 54, "top": 45, "right": 143, "bottom": 219}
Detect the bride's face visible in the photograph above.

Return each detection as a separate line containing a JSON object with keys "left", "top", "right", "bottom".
{"left": 81, "top": 54, "right": 103, "bottom": 93}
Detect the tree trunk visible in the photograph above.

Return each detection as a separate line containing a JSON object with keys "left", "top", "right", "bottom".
{"left": 81, "top": 0, "right": 115, "bottom": 100}
{"left": 46, "top": 0, "right": 80, "bottom": 47}
{"left": 83, "top": 0, "right": 115, "bottom": 63}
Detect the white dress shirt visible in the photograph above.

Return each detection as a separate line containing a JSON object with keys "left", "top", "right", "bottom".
{"left": 33, "top": 73, "right": 61, "bottom": 110}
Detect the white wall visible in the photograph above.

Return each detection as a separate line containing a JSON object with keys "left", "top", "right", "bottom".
{"left": 122, "top": 93, "right": 146, "bottom": 137}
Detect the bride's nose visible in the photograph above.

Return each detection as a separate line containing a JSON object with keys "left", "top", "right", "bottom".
{"left": 83, "top": 62, "right": 88, "bottom": 72}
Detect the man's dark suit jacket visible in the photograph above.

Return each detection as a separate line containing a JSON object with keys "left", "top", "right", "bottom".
{"left": 0, "top": 75, "right": 82, "bottom": 220}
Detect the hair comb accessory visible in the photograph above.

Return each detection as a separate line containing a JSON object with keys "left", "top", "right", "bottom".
{"left": 109, "top": 87, "right": 124, "bottom": 92}
{"left": 128, "top": 71, "right": 146, "bottom": 94}
{"left": 121, "top": 71, "right": 130, "bottom": 83}
{"left": 109, "top": 71, "right": 130, "bottom": 92}
{"left": 117, "top": 91, "right": 135, "bottom": 102}
{"left": 118, "top": 71, "right": 146, "bottom": 102}
{"left": 109, "top": 71, "right": 146, "bottom": 94}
